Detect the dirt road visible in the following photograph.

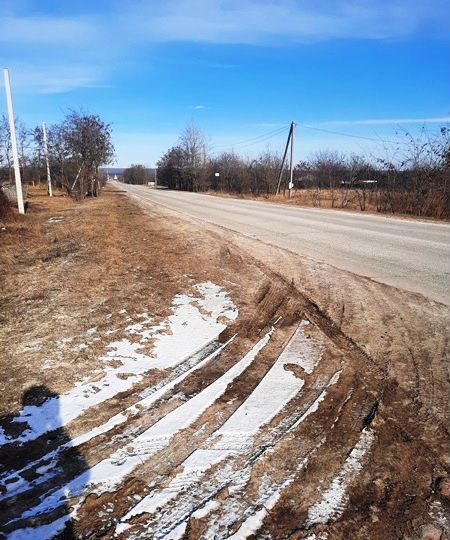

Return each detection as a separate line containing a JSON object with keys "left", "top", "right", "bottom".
{"left": 0, "top": 185, "right": 448, "bottom": 539}
{"left": 120, "top": 184, "right": 450, "bottom": 305}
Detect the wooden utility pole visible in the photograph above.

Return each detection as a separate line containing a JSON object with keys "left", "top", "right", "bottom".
{"left": 288, "top": 121, "right": 295, "bottom": 199}
{"left": 3, "top": 68, "right": 25, "bottom": 214}
{"left": 42, "top": 122, "right": 52, "bottom": 197}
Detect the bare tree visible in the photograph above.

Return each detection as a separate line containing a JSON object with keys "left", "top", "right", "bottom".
{"left": 0, "top": 115, "right": 12, "bottom": 184}
{"left": 123, "top": 164, "right": 150, "bottom": 185}
{"left": 157, "top": 146, "right": 187, "bottom": 190}
{"left": 59, "top": 111, "right": 114, "bottom": 198}
{"left": 172, "top": 122, "right": 210, "bottom": 191}
{"left": 156, "top": 123, "right": 449, "bottom": 218}
{"left": 179, "top": 122, "right": 209, "bottom": 168}
{"left": 211, "top": 152, "right": 244, "bottom": 192}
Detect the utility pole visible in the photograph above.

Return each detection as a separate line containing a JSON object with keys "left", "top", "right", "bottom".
{"left": 42, "top": 122, "right": 52, "bottom": 197}
{"left": 3, "top": 68, "right": 25, "bottom": 214}
{"left": 276, "top": 121, "right": 295, "bottom": 196}
{"left": 288, "top": 121, "right": 295, "bottom": 199}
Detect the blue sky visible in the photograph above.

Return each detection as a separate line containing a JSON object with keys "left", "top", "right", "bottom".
{"left": 1, "top": 0, "right": 449, "bottom": 167}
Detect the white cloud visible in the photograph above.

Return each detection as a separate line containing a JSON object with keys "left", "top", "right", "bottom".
{"left": 1, "top": 0, "right": 448, "bottom": 96}
{"left": 0, "top": 15, "right": 96, "bottom": 45}
{"left": 0, "top": 0, "right": 448, "bottom": 96}
{"left": 0, "top": 10, "right": 112, "bottom": 94}
{"left": 193, "top": 105, "right": 206, "bottom": 109}
{"left": 2, "top": 64, "right": 109, "bottom": 94}
{"left": 2, "top": 1, "right": 448, "bottom": 50}
{"left": 134, "top": 0, "right": 450, "bottom": 44}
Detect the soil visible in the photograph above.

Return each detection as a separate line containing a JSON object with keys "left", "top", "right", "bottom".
{"left": 0, "top": 184, "right": 448, "bottom": 539}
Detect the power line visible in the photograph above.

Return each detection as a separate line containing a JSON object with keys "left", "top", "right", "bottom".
{"left": 298, "top": 123, "right": 406, "bottom": 145}
{"left": 211, "top": 122, "right": 408, "bottom": 154}
{"left": 212, "top": 125, "right": 289, "bottom": 150}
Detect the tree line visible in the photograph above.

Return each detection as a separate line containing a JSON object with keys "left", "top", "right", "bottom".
{"left": 156, "top": 123, "right": 449, "bottom": 219}
{"left": 0, "top": 110, "right": 114, "bottom": 200}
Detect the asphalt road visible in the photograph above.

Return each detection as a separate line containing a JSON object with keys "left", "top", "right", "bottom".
{"left": 120, "top": 184, "right": 450, "bottom": 305}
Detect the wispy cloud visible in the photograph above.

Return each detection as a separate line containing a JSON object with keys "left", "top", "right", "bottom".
{"left": 2, "top": 64, "right": 110, "bottom": 94}
{"left": 1, "top": 1, "right": 448, "bottom": 95}
{"left": 0, "top": 15, "right": 96, "bottom": 44}
{"left": 135, "top": 0, "right": 450, "bottom": 44}
{"left": 193, "top": 105, "right": 206, "bottom": 110}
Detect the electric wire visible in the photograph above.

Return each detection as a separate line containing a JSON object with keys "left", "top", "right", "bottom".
{"left": 211, "top": 122, "right": 408, "bottom": 153}
{"left": 298, "top": 123, "right": 407, "bottom": 145}
{"left": 212, "top": 125, "right": 289, "bottom": 150}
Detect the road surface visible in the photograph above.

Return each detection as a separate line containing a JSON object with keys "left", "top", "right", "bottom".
{"left": 120, "top": 184, "right": 450, "bottom": 304}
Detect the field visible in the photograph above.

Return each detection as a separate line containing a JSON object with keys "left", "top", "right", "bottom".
{"left": 0, "top": 185, "right": 448, "bottom": 539}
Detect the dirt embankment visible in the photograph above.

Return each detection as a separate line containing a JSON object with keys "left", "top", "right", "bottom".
{"left": 0, "top": 185, "right": 448, "bottom": 539}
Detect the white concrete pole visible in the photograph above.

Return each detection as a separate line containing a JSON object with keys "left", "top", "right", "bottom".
{"left": 3, "top": 68, "right": 25, "bottom": 214}
{"left": 42, "top": 122, "right": 52, "bottom": 197}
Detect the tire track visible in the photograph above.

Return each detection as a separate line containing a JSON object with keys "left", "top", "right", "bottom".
{"left": 4, "top": 330, "right": 274, "bottom": 538}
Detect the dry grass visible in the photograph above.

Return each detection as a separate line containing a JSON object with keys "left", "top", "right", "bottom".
{"left": 0, "top": 185, "right": 268, "bottom": 413}
{"left": 206, "top": 188, "right": 448, "bottom": 221}
{"left": 0, "top": 190, "right": 14, "bottom": 222}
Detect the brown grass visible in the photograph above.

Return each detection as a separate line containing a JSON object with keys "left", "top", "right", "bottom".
{"left": 0, "top": 185, "right": 270, "bottom": 413}
{"left": 206, "top": 188, "right": 448, "bottom": 221}
{"left": 0, "top": 189, "right": 14, "bottom": 223}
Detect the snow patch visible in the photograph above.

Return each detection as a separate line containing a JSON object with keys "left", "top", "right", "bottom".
{"left": 192, "top": 500, "right": 221, "bottom": 520}
{"left": 17, "top": 331, "right": 272, "bottom": 527}
{"left": 281, "top": 320, "right": 323, "bottom": 374}
{"left": 117, "top": 321, "right": 320, "bottom": 533}
{"left": 307, "top": 428, "right": 375, "bottom": 526}
{"left": 0, "top": 283, "right": 236, "bottom": 447}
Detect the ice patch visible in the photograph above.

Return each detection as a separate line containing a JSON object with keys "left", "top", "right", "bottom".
{"left": 161, "top": 521, "right": 187, "bottom": 540}
{"left": 7, "top": 514, "right": 69, "bottom": 540}
{"left": 0, "top": 339, "right": 234, "bottom": 505}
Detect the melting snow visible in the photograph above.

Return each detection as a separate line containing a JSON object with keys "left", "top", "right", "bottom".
{"left": 116, "top": 321, "right": 320, "bottom": 529}
{"left": 306, "top": 428, "right": 375, "bottom": 526}
{"left": 281, "top": 320, "right": 323, "bottom": 374}
{"left": 227, "top": 476, "right": 293, "bottom": 539}
{"left": 0, "top": 339, "right": 234, "bottom": 506}
{"left": 15, "top": 331, "right": 272, "bottom": 531}
{"left": 0, "top": 283, "right": 236, "bottom": 446}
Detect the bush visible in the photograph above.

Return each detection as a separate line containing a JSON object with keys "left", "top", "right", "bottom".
{"left": 0, "top": 188, "right": 12, "bottom": 221}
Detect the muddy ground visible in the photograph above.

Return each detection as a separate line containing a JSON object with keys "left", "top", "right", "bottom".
{"left": 0, "top": 184, "right": 448, "bottom": 539}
